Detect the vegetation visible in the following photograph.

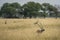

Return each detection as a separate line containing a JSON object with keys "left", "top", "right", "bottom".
{"left": 0, "top": 1, "right": 60, "bottom": 40}
{"left": 0, "top": 18, "right": 60, "bottom": 40}
{"left": 0, "top": 2, "right": 59, "bottom": 18}
{"left": 1, "top": 3, "right": 21, "bottom": 18}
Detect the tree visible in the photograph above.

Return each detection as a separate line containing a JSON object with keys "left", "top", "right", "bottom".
{"left": 10, "top": 2, "right": 22, "bottom": 18}
{"left": 42, "top": 3, "right": 58, "bottom": 18}
{"left": 48, "top": 4, "right": 58, "bottom": 18}
{"left": 1, "top": 3, "right": 10, "bottom": 17}
{"left": 1, "top": 3, "right": 10, "bottom": 12}
{"left": 52, "top": 7, "right": 58, "bottom": 18}
{"left": 41, "top": 3, "right": 50, "bottom": 18}
{"left": 0, "top": 2, "right": 58, "bottom": 18}
{"left": 1, "top": 2, "right": 21, "bottom": 18}
{"left": 0, "top": 10, "right": 2, "bottom": 16}
{"left": 10, "top": 2, "right": 21, "bottom": 9}
{"left": 22, "top": 2, "right": 42, "bottom": 18}
{"left": 2, "top": 7, "right": 17, "bottom": 18}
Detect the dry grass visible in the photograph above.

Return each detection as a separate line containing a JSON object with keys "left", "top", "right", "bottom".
{"left": 0, "top": 18, "right": 60, "bottom": 40}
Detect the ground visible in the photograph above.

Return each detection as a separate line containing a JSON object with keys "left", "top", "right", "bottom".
{"left": 0, "top": 18, "right": 60, "bottom": 40}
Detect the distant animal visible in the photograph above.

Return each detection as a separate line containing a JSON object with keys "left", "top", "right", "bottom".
{"left": 5, "top": 21, "right": 7, "bottom": 24}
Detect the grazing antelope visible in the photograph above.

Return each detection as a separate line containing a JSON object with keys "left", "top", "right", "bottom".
{"left": 34, "top": 19, "right": 45, "bottom": 33}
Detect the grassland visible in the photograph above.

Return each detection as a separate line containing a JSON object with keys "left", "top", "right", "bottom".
{"left": 0, "top": 18, "right": 60, "bottom": 40}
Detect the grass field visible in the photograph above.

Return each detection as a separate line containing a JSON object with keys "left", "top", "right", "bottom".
{"left": 0, "top": 18, "right": 60, "bottom": 40}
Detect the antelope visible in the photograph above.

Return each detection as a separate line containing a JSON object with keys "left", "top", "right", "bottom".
{"left": 5, "top": 20, "right": 7, "bottom": 24}
{"left": 34, "top": 19, "right": 45, "bottom": 33}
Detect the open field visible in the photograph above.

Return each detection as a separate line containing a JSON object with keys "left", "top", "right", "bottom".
{"left": 0, "top": 18, "right": 60, "bottom": 40}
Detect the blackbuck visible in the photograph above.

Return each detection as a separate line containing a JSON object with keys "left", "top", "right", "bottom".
{"left": 34, "top": 20, "right": 45, "bottom": 33}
